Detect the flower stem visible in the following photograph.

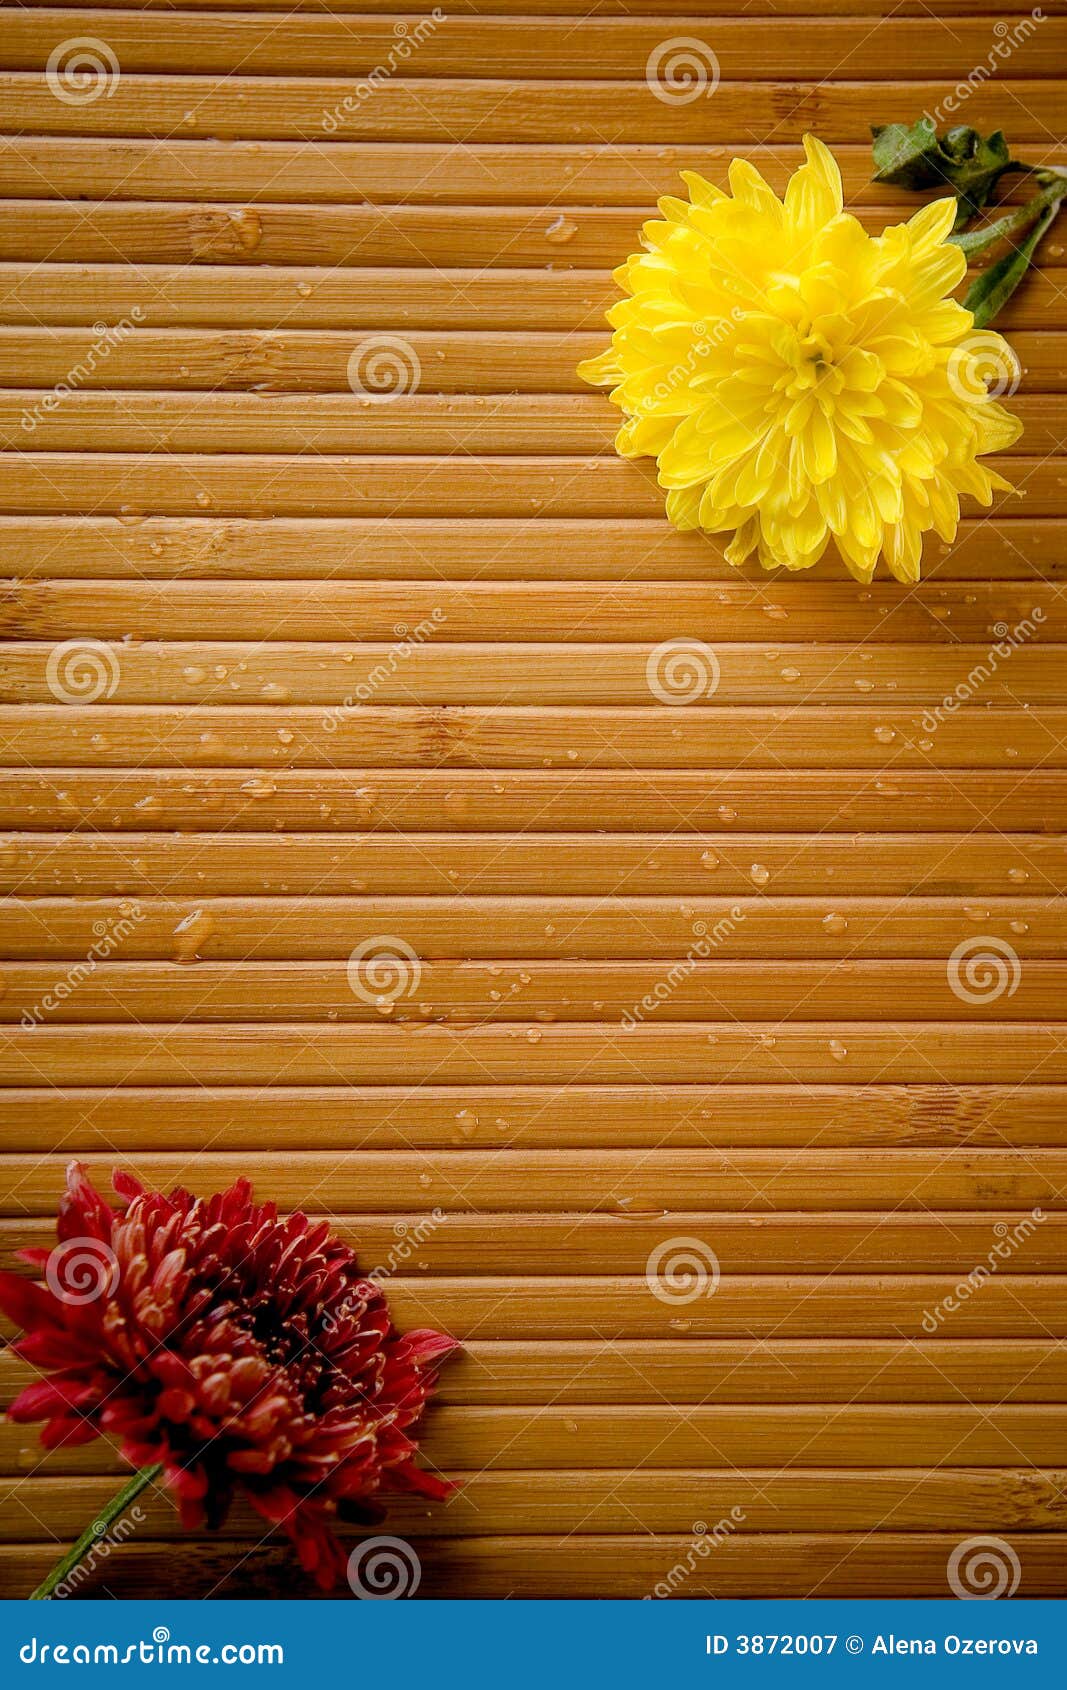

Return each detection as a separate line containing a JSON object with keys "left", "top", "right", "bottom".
{"left": 950, "top": 178, "right": 1067, "bottom": 259}
{"left": 29, "top": 1463, "right": 163, "bottom": 1600}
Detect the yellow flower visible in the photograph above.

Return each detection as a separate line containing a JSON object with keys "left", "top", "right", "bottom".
{"left": 578, "top": 135, "right": 1022, "bottom": 582}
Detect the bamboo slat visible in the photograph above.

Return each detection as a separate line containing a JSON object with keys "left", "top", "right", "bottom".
{"left": 0, "top": 453, "right": 1060, "bottom": 519}
{"left": 6, "top": 1406, "right": 1067, "bottom": 1473}
{"left": 5, "top": 1148, "right": 1067, "bottom": 1213}
{"left": 2, "top": 77, "right": 1063, "bottom": 144}
{"left": 1, "top": 1536, "right": 1065, "bottom": 1599}
{"left": 1, "top": 141, "right": 1065, "bottom": 211}
{"left": 3, "top": 769, "right": 1064, "bottom": 833}
{"left": 4, "top": 705, "right": 1066, "bottom": 768}
{"left": 8, "top": 1337, "right": 1067, "bottom": 1404}
{"left": 2, "top": 891, "right": 1062, "bottom": 957}
{"left": 2, "top": 1024, "right": 1067, "bottom": 1085}
{"left": 5, "top": 1, "right": 1055, "bottom": 16}
{"left": 2, "top": 266, "right": 1063, "bottom": 333}
{"left": 6, "top": 1467, "right": 1067, "bottom": 1540}
{"left": 2, "top": 392, "right": 1063, "bottom": 454}
{"left": 4, "top": 959, "right": 1066, "bottom": 1023}
{"left": 0, "top": 515, "right": 1060, "bottom": 581}
{"left": 3, "top": 1211, "right": 1067, "bottom": 1274}
{"left": 5, "top": 14, "right": 1064, "bottom": 81}
{"left": 4, "top": 1084, "right": 1066, "bottom": 1152}
{"left": 7, "top": 642, "right": 1067, "bottom": 706}
{"left": 9, "top": 1535, "right": 1067, "bottom": 1599}
{"left": 3, "top": 830, "right": 1064, "bottom": 895}
{"left": 0, "top": 329, "right": 1064, "bottom": 395}
{"left": 12, "top": 200, "right": 1067, "bottom": 269}
{"left": 4, "top": 579, "right": 1061, "bottom": 642}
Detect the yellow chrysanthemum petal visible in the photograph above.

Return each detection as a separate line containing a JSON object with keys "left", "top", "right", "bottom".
{"left": 576, "top": 136, "right": 1022, "bottom": 579}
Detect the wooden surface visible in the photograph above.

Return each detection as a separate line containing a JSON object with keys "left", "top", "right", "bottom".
{"left": 1, "top": 0, "right": 1066, "bottom": 1600}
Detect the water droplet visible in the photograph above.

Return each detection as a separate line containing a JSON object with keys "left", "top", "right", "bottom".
{"left": 173, "top": 908, "right": 214, "bottom": 963}
{"left": 822, "top": 912, "right": 848, "bottom": 935}
{"left": 700, "top": 850, "right": 719, "bottom": 871}
{"left": 232, "top": 208, "right": 262, "bottom": 251}
{"left": 1007, "top": 867, "right": 1029, "bottom": 884}
{"left": 828, "top": 1039, "right": 848, "bottom": 1063}
{"left": 779, "top": 666, "right": 800, "bottom": 683}
{"left": 749, "top": 862, "right": 770, "bottom": 887}
{"left": 455, "top": 1109, "right": 478, "bottom": 1135}
{"left": 717, "top": 805, "right": 737, "bottom": 823}
{"left": 182, "top": 665, "right": 207, "bottom": 684}
{"left": 873, "top": 725, "right": 896, "bottom": 744}
{"left": 545, "top": 214, "right": 578, "bottom": 244}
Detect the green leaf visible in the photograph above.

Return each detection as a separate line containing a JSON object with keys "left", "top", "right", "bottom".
{"left": 963, "top": 198, "right": 1059, "bottom": 329}
{"left": 871, "top": 122, "right": 1017, "bottom": 226}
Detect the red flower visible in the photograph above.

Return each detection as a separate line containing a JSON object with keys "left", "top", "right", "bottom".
{"left": 0, "top": 1164, "right": 456, "bottom": 1589}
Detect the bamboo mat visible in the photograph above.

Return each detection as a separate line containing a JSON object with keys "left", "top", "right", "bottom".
{"left": 1, "top": 0, "right": 1067, "bottom": 1599}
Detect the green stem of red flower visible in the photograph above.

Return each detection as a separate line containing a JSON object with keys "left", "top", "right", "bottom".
{"left": 29, "top": 1463, "right": 164, "bottom": 1600}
